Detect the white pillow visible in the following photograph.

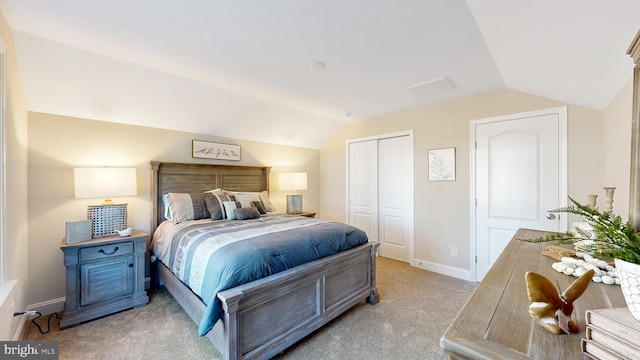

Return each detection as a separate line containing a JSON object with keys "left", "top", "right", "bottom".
{"left": 259, "top": 191, "right": 276, "bottom": 212}
{"left": 234, "top": 194, "right": 258, "bottom": 202}
{"left": 162, "top": 194, "right": 173, "bottom": 221}
{"left": 222, "top": 201, "right": 238, "bottom": 220}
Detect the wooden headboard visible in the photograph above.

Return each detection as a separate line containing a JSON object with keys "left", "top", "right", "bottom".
{"left": 149, "top": 161, "right": 271, "bottom": 231}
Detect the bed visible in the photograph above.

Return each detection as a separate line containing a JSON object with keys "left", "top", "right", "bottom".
{"left": 149, "top": 161, "right": 379, "bottom": 360}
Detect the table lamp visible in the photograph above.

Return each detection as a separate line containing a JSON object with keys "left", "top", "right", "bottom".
{"left": 279, "top": 172, "right": 307, "bottom": 214}
{"left": 74, "top": 167, "right": 137, "bottom": 236}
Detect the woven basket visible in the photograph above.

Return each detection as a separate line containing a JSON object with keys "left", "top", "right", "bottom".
{"left": 87, "top": 203, "right": 127, "bottom": 237}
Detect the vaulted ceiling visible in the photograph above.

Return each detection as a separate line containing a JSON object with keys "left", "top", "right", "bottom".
{"left": 1, "top": 0, "right": 639, "bottom": 148}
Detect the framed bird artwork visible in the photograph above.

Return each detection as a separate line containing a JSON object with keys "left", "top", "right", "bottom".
{"left": 192, "top": 140, "right": 241, "bottom": 161}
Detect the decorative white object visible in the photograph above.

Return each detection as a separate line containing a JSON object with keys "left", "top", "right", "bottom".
{"left": 604, "top": 187, "right": 616, "bottom": 213}
{"left": 116, "top": 227, "right": 133, "bottom": 237}
{"left": 279, "top": 172, "right": 307, "bottom": 214}
{"left": 615, "top": 258, "right": 640, "bottom": 321}
{"left": 586, "top": 194, "right": 597, "bottom": 208}
{"left": 550, "top": 254, "right": 620, "bottom": 285}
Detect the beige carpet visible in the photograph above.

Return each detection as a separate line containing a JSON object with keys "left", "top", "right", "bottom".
{"left": 23, "top": 257, "right": 476, "bottom": 360}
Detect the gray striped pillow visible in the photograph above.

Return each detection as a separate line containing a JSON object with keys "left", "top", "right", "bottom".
{"left": 165, "top": 192, "right": 210, "bottom": 223}
{"left": 204, "top": 191, "right": 229, "bottom": 220}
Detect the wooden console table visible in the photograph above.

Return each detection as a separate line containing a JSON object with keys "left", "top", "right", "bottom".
{"left": 441, "top": 228, "right": 627, "bottom": 359}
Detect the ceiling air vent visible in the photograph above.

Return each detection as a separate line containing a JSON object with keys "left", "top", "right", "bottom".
{"left": 406, "top": 77, "right": 455, "bottom": 98}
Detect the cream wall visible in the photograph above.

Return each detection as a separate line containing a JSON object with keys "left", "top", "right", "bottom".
{"left": 603, "top": 78, "right": 633, "bottom": 221}
{"left": 0, "top": 12, "right": 29, "bottom": 340}
{"left": 319, "top": 89, "right": 608, "bottom": 276}
{"left": 27, "top": 113, "right": 319, "bottom": 309}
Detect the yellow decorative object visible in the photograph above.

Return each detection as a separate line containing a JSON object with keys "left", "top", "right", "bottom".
{"left": 525, "top": 269, "right": 594, "bottom": 334}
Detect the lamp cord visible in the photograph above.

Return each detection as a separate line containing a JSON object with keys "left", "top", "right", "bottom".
{"left": 31, "top": 312, "right": 61, "bottom": 335}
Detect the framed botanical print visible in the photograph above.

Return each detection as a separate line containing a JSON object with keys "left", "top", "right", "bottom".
{"left": 428, "top": 147, "right": 455, "bottom": 181}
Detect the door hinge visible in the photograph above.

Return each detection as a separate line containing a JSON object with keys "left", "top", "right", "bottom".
{"left": 475, "top": 256, "right": 477, "bottom": 263}
{"left": 475, "top": 141, "right": 478, "bottom": 150}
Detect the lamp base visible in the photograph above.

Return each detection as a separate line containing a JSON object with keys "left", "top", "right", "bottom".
{"left": 286, "top": 194, "right": 303, "bottom": 214}
{"left": 87, "top": 203, "right": 127, "bottom": 237}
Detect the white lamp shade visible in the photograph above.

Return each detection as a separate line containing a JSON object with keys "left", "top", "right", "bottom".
{"left": 279, "top": 172, "right": 307, "bottom": 191}
{"left": 74, "top": 167, "right": 137, "bottom": 200}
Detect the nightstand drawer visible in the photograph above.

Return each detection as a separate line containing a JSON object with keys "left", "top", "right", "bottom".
{"left": 79, "top": 241, "right": 133, "bottom": 262}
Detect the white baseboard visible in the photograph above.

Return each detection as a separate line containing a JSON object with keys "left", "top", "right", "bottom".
{"left": 412, "top": 258, "right": 472, "bottom": 281}
{"left": 28, "top": 297, "right": 65, "bottom": 316}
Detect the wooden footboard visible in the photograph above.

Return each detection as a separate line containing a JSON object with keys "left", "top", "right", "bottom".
{"left": 157, "top": 242, "right": 379, "bottom": 360}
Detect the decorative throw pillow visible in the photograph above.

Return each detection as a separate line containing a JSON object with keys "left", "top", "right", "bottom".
{"left": 222, "top": 201, "right": 239, "bottom": 220}
{"left": 204, "top": 192, "right": 224, "bottom": 220}
{"left": 235, "top": 207, "right": 261, "bottom": 220}
{"left": 165, "top": 192, "right": 210, "bottom": 223}
{"left": 252, "top": 201, "right": 267, "bottom": 214}
{"left": 189, "top": 192, "right": 209, "bottom": 219}
{"left": 228, "top": 191, "right": 277, "bottom": 212}
{"left": 233, "top": 193, "right": 267, "bottom": 213}
{"left": 222, "top": 200, "right": 255, "bottom": 220}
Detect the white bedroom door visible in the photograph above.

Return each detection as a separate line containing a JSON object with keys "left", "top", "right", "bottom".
{"left": 349, "top": 140, "right": 379, "bottom": 244}
{"left": 473, "top": 107, "right": 567, "bottom": 281}
{"left": 348, "top": 132, "right": 414, "bottom": 263}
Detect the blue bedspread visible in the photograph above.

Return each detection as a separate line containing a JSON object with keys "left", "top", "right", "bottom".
{"left": 152, "top": 215, "right": 369, "bottom": 336}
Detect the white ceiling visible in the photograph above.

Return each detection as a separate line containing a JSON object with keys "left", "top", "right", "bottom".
{"left": 1, "top": 0, "right": 639, "bottom": 149}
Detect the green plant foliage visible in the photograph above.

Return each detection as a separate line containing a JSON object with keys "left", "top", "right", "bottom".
{"left": 520, "top": 196, "right": 640, "bottom": 264}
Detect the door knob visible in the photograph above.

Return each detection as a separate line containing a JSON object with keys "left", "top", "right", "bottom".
{"left": 546, "top": 213, "right": 556, "bottom": 220}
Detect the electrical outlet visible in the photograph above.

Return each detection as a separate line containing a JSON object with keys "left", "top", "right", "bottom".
{"left": 450, "top": 246, "right": 458, "bottom": 257}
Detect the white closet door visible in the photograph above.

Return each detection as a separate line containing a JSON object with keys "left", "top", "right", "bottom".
{"left": 348, "top": 134, "right": 413, "bottom": 263}
{"left": 378, "top": 136, "right": 412, "bottom": 262}
{"left": 348, "top": 140, "right": 379, "bottom": 243}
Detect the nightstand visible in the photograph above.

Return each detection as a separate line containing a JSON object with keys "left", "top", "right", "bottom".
{"left": 294, "top": 211, "right": 316, "bottom": 218}
{"left": 60, "top": 230, "right": 149, "bottom": 328}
